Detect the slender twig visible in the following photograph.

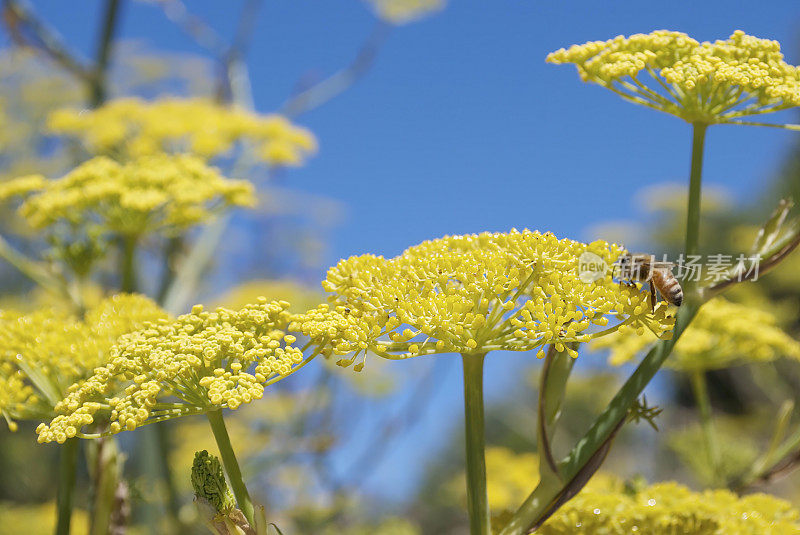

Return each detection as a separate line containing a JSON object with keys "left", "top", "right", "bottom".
{"left": 1, "top": 0, "right": 92, "bottom": 80}
{"left": 690, "top": 369, "right": 721, "bottom": 484}
{"left": 0, "top": 232, "right": 65, "bottom": 296}
{"left": 281, "top": 21, "right": 391, "bottom": 117}
{"left": 147, "top": 0, "right": 228, "bottom": 55}
{"left": 338, "top": 358, "right": 440, "bottom": 489}
{"left": 88, "top": 0, "right": 123, "bottom": 107}
{"left": 216, "top": 0, "right": 262, "bottom": 102}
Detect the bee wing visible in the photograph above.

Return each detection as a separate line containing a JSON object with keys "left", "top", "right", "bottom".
{"left": 628, "top": 253, "right": 674, "bottom": 269}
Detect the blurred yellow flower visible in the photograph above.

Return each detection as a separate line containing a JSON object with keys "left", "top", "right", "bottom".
{"left": 548, "top": 30, "right": 800, "bottom": 126}
{"left": 592, "top": 297, "right": 800, "bottom": 371}
{"left": 365, "top": 0, "right": 444, "bottom": 24}
{"left": 37, "top": 298, "right": 312, "bottom": 443}
{"left": 0, "top": 153, "right": 254, "bottom": 238}
{"left": 0, "top": 294, "right": 167, "bottom": 431}
{"left": 485, "top": 447, "right": 540, "bottom": 513}
{"left": 291, "top": 230, "right": 675, "bottom": 369}
{"left": 48, "top": 97, "right": 317, "bottom": 166}
{"left": 538, "top": 481, "right": 800, "bottom": 534}
{"left": 214, "top": 279, "right": 323, "bottom": 314}
{"left": 0, "top": 501, "right": 87, "bottom": 535}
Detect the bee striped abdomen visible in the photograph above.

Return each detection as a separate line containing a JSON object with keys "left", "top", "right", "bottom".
{"left": 652, "top": 269, "right": 683, "bottom": 307}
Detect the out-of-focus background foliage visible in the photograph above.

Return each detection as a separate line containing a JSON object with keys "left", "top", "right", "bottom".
{"left": 1, "top": 1, "right": 800, "bottom": 534}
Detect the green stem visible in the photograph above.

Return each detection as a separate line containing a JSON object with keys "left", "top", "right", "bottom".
{"left": 89, "top": 0, "right": 123, "bottom": 107}
{"left": 690, "top": 369, "right": 721, "bottom": 485}
{"left": 685, "top": 123, "right": 707, "bottom": 261}
{"left": 120, "top": 236, "right": 137, "bottom": 293}
{"left": 156, "top": 236, "right": 184, "bottom": 305}
{"left": 55, "top": 438, "right": 80, "bottom": 535}
{"left": 155, "top": 423, "right": 182, "bottom": 532}
{"left": 206, "top": 409, "right": 255, "bottom": 526}
{"left": 462, "top": 352, "right": 490, "bottom": 535}
{"left": 538, "top": 345, "right": 575, "bottom": 481}
{"left": 88, "top": 437, "right": 124, "bottom": 535}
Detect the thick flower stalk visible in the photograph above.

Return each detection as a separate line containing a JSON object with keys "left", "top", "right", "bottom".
{"left": 547, "top": 30, "right": 800, "bottom": 127}
{"left": 538, "top": 481, "right": 800, "bottom": 534}
{"left": 36, "top": 298, "right": 312, "bottom": 443}
{"left": 592, "top": 296, "right": 800, "bottom": 371}
{"left": 47, "top": 97, "right": 317, "bottom": 166}
{"left": 291, "top": 229, "right": 675, "bottom": 535}
{"left": 0, "top": 153, "right": 255, "bottom": 239}
{"left": 0, "top": 293, "right": 167, "bottom": 429}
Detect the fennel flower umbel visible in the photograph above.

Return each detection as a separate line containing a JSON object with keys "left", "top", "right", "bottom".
{"left": 36, "top": 298, "right": 311, "bottom": 443}
{"left": 47, "top": 97, "right": 317, "bottom": 166}
{"left": 0, "top": 294, "right": 167, "bottom": 431}
{"left": 291, "top": 229, "right": 675, "bottom": 365}
{"left": 548, "top": 30, "right": 800, "bottom": 127}
{"left": 0, "top": 153, "right": 254, "bottom": 238}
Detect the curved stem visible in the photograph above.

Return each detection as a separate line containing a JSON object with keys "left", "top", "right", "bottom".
{"left": 206, "top": 409, "right": 255, "bottom": 526}
{"left": 55, "top": 438, "right": 80, "bottom": 535}
{"left": 462, "top": 352, "right": 490, "bottom": 535}
{"left": 500, "top": 303, "right": 699, "bottom": 535}
{"left": 690, "top": 369, "right": 721, "bottom": 484}
{"left": 538, "top": 345, "right": 575, "bottom": 480}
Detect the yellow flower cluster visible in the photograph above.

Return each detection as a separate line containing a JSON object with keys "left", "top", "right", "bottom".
{"left": 365, "top": 0, "right": 445, "bottom": 24}
{"left": 548, "top": 30, "right": 800, "bottom": 124}
{"left": 36, "top": 299, "right": 307, "bottom": 443}
{"left": 0, "top": 294, "right": 167, "bottom": 430}
{"left": 592, "top": 297, "right": 800, "bottom": 371}
{"left": 290, "top": 230, "right": 674, "bottom": 368}
{"left": 539, "top": 482, "right": 800, "bottom": 534}
{"left": 0, "top": 153, "right": 254, "bottom": 237}
{"left": 47, "top": 97, "right": 317, "bottom": 166}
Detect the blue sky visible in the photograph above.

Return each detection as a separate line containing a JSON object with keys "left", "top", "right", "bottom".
{"left": 21, "top": 0, "right": 800, "bottom": 504}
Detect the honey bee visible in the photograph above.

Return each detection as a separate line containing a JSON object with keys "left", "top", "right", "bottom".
{"left": 617, "top": 253, "right": 683, "bottom": 310}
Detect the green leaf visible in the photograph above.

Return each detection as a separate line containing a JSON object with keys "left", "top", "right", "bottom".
{"left": 751, "top": 198, "right": 793, "bottom": 255}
